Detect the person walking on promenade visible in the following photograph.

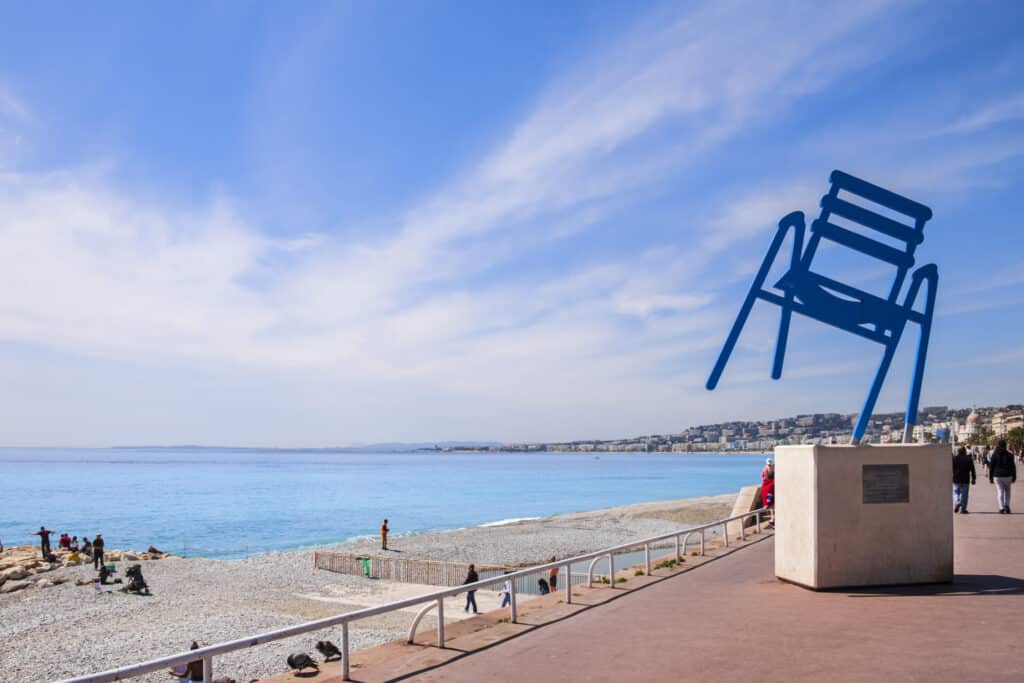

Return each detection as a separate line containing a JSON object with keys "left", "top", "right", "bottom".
{"left": 952, "top": 446, "right": 977, "bottom": 513}
{"left": 93, "top": 533, "right": 106, "bottom": 569}
{"left": 33, "top": 526, "right": 54, "bottom": 558}
{"left": 463, "top": 564, "right": 479, "bottom": 614}
{"left": 761, "top": 458, "right": 774, "bottom": 484}
{"left": 989, "top": 440, "right": 1017, "bottom": 514}
{"left": 499, "top": 573, "right": 512, "bottom": 608}
{"left": 548, "top": 557, "right": 559, "bottom": 591}
{"left": 380, "top": 519, "right": 389, "bottom": 551}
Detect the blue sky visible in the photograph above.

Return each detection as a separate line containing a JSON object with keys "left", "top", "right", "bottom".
{"left": 0, "top": 1, "right": 1021, "bottom": 446}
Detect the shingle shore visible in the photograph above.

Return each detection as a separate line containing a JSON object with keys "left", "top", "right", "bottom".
{"left": 0, "top": 493, "right": 734, "bottom": 682}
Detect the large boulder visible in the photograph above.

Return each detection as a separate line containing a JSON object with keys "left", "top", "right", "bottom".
{"left": 122, "top": 552, "right": 139, "bottom": 561}
{"left": 1, "top": 566, "right": 28, "bottom": 581}
{"left": 35, "top": 579, "right": 54, "bottom": 588}
{"left": 0, "top": 579, "right": 30, "bottom": 593}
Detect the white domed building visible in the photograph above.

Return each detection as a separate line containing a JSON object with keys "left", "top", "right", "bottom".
{"left": 957, "top": 409, "right": 980, "bottom": 441}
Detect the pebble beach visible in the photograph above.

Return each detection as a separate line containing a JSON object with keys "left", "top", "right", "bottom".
{"left": 0, "top": 493, "right": 735, "bottom": 683}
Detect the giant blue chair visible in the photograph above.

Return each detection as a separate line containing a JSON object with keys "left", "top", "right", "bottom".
{"left": 706, "top": 170, "right": 938, "bottom": 444}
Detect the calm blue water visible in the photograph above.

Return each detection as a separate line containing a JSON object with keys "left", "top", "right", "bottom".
{"left": 0, "top": 448, "right": 764, "bottom": 559}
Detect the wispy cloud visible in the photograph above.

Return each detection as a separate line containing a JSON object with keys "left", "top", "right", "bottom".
{"left": 0, "top": 83, "right": 31, "bottom": 123}
{"left": 0, "top": 0, "right": 1019, "bottom": 444}
{"left": 942, "top": 93, "right": 1024, "bottom": 135}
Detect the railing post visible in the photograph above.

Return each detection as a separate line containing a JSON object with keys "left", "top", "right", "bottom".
{"left": 565, "top": 564, "right": 572, "bottom": 604}
{"left": 700, "top": 528, "right": 705, "bottom": 556}
{"left": 342, "top": 621, "right": 350, "bottom": 681}
{"left": 756, "top": 510, "right": 762, "bottom": 534}
{"left": 644, "top": 544, "right": 651, "bottom": 575}
{"left": 436, "top": 597, "right": 445, "bottom": 647}
{"left": 202, "top": 655, "right": 212, "bottom": 683}
{"left": 723, "top": 521, "right": 729, "bottom": 547}
{"left": 608, "top": 554, "right": 615, "bottom": 588}
{"left": 740, "top": 515, "right": 746, "bottom": 541}
{"left": 510, "top": 581, "right": 518, "bottom": 623}
{"left": 674, "top": 534, "right": 680, "bottom": 561}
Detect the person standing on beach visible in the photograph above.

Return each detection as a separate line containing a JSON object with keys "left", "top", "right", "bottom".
{"left": 952, "top": 446, "right": 976, "bottom": 514}
{"left": 93, "top": 533, "right": 105, "bottom": 569}
{"left": 989, "top": 439, "right": 1017, "bottom": 514}
{"left": 33, "top": 526, "right": 54, "bottom": 558}
{"left": 548, "top": 557, "right": 559, "bottom": 591}
{"left": 463, "top": 564, "right": 479, "bottom": 614}
{"left": 380, "top": 519, "right": 389, "bottom": 550}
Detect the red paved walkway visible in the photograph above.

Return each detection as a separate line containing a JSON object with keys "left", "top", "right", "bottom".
{"left": 406, "top": 480, "right": 1024, "bottom": 683}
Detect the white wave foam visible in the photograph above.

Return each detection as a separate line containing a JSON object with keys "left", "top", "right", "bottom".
{"left": 478, "top": 517, "right": 541, "bottom": 527}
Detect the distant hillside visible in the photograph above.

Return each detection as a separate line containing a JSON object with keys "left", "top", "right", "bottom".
{"left": 111, "top": 442, "right": 502, "bottom": 453}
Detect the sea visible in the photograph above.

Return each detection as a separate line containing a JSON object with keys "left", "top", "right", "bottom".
{"left": 0, "top": 448, "right": 766, "bottom": 559}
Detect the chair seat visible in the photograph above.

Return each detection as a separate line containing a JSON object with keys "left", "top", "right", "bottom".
{"left": 774, "top": 269, "right": 904, "bottom": 336}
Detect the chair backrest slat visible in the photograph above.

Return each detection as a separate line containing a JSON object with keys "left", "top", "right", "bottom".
{"left": 829, "top": 170, "right": 932, "bottom": 224}
{"left": 820, "top": 195, "right": 923, "bottom": 246}
{"left": 797, "top": 170, "right": 933, "bottom": 305}
{"left": 811, "top": 219, "right": 915, "bottom": 269}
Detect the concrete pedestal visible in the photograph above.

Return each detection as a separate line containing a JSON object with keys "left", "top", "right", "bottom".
{"left": 774, "top": 443, "right": 953, "bottom": 589}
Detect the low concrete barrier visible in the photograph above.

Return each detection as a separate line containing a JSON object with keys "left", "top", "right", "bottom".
{"left": 726, "top": 485, "right": 763, "bottom": 538}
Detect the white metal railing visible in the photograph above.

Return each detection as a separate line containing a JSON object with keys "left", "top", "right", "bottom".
{"left": 58, "top": 507, "right": 767, "bottom": 683}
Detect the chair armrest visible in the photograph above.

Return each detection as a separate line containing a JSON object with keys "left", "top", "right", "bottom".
{"left": 902, "top": 263, "right": 938, "bottom": 315}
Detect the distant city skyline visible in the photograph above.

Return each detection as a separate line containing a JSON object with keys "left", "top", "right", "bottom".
{"left": 0, "top": 2, "right": 1022, "bottom": 446}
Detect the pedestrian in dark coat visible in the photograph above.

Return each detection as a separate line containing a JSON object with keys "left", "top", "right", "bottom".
{"left": 952, "top": 446, "right": 976, "bottom": 513}
{"left": 989, "top": 440, "right": 1017, "bottom": 514}
{"left": 463, "top": 564, "right": 479, "bottom": 614}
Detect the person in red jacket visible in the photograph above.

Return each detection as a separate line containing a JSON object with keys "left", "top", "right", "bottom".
{"left": 762, "top": 470, "right": 775, "bottom": 528}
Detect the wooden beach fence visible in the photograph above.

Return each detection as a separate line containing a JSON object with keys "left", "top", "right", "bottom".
{"left": 314, "top": 551, "right": 590, "bottom": 594}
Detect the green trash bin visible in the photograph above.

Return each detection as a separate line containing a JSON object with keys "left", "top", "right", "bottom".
{"left": 357, "top": 556, "right": 371, "bottom": 577}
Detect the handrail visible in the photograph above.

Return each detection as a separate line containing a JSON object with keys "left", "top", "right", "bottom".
{"left": 59, "top": 507, "right": 767, "bottom": 683}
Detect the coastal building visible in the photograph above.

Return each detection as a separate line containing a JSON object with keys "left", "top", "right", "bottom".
{"left": 992, "top": 410, "right": 1024, "bottom": 436}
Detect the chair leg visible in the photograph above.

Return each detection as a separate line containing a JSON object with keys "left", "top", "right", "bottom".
{"left": 771, "top": 306, "right": 792, "bottom": 380}
{"left": 902, "top": 267, "right": 938, "bottom": 442}
{"left": 707, "top": 213, "right": 804, "bottom": 391}
{"left": 706, "top": 288, "right": 761, "bottom": 391}
{"left": 771, "top": 213, "right": 804, "bottom": 381}
{"left": 851, "top": 341, "right": 899, "bottom": 444}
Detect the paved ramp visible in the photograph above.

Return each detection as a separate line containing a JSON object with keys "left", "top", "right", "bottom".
{"left": 406, "top": 481, "right": 1024, "bottom": 682}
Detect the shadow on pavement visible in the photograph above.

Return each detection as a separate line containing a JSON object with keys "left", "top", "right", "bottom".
{"left": 846, "top": 574, "right": 1024, "bottom": 597}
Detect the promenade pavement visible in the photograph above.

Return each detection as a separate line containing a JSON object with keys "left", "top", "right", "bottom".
{"left": 265, "top": 479, "right": 1024, "bottom": 683}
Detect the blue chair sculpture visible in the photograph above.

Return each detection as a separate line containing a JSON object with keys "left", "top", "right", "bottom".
{"left": 706, "top": 170, "right": 938, "bottom": 444}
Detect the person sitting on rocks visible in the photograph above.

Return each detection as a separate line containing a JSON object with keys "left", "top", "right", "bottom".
{"left": 59, "top": 533, "right": 71, "bottom": 550}
{"left": 70, "top": 536, "right": 79, "bottom": 551}
{"left": 81, "top": 537, "right": 92, "bottom": 558}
